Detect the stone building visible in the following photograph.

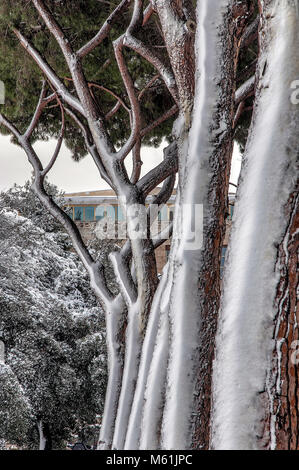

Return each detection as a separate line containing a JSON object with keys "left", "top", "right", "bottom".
{"left": 63, "top": 189, "right": 235, "bottom": 275}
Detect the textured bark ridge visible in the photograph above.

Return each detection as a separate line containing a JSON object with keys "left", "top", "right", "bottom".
{"left": 211, "top": 0, "right": 299, "bottom": 450}
{"left": 158, "top": 0, "right": 244, "bottom": 450}
{"left": 262, "top": 191, "right": 299, "bottom": 450}
{"left": 190, "top": 2, "right": 250, "bottom": 450}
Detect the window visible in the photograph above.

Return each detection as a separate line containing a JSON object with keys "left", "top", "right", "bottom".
{"left": 229, "top": 204, "right": 234, "bottom": 220}
{"left": 158, "top": 206, "right": 168, "bottom": 222}
{"left": 220, "top": 246, "right": 227, "bottom": 278}
{"left": 85, "top": 206, "right": 95, "bottom": 222}
{"left": 165, "top": 245, "right": 170, "bottom": 261}
{"left": 74, "top": 206, "right": 84, "bottom": 221}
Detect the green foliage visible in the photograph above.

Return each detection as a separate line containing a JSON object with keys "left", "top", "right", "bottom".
{"left": 0, "top": 365, "right": 33, "bottom": 447}
{"left": 0, "top": 182, "right": 107, "bottom": 449}
{"left": 0, "top": 0, "right": 175, "bottom": 160}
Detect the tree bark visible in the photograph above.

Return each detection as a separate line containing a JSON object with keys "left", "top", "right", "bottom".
{"left": 211, "top": 0, "right": 299, "bottom": 450}
{"left": 156, "top": 0, "right": 241, "bottom": 450}
{"left": 37, "top": 421, "right": 52, "bottom": 450}
{"left": 264, "top": 191, "right": 299, "bottom": 450}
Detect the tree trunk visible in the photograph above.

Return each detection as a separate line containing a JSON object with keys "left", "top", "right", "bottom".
{"left": 157, "top": 0, "right": 240, "bottom": 450}
{"left": 37, "top": 421, "right": 52, "bottom": 450}
{"left": 211, "top": 0, "right": 299, "bottom": 450}
{"left": 266, "top": 191, "right": 299, "bottom": 450}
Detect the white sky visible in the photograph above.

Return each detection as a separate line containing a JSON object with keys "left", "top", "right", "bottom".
{"left": 0, "top": 134, "right": 242, "bottom": 193}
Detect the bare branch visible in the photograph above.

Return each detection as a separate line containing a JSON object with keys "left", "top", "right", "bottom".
{"left": 122, "top": 34, "right": 179, "bottom": 104}
{"left": 113, "top": 37, "right": 142, "bottom": 161}
{"left": 0, "top": 111, "right": 113, "bottom": 304}
{"left": 142, "top": 4, "right": 155, "bottom": 26}
{"left": 64, "top": 77, "right": 130, "bottom": 113}
{"left": 233, "top": 100, "right": 245, "bottom": 129}
{"left": 32, "top": 0, "right": 118, "bottom": 162}
{"left": 137, "top": 141, "right": 178, "bottom": 196}
{"left": 42, "top": 93, "right": 65, "bottom": 176}
{"left": 235, "top": 75, "right": 255, "bottom": 105}
{"left": 77, "top": 0, "right": 130, "bottom": 59}
{"left": 138, "top": 74, "right": 160, "bottom": 101}
{"left": 13, "top": 28, "right": 85, "bottom": 116}
{"left": 64, "top": 107, "right": 113, "bottom": 187}
{"left": 130, "top": 138, "right": 142, "bottom": 184}
{"left": 24, "top": 81, "right": 48, "bottom": 139}
{"left": 32, "top": 0, "right": 74, "bottom": 63}
{"left": 105, "top": 100, "right": 122, "bottom": 120}
{"left": 0, "top": 114, "right": 23, "bottom": 143}
{"left": 152, "top": 222, "right": 173, "bottom": 249}
{"left": 140, "top": 104, "right": 178, "bottom": 138}
{"left": 109, "top": 251, "right": 138, "bottom": 307}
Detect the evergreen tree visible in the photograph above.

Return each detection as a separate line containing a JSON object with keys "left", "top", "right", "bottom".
{"left": 0, "top": 184, "right": 107, "bottom": 449}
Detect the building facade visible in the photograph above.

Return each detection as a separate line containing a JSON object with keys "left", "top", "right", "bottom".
{"left": 63, "top": 190, "right": 235, "bottom": 275}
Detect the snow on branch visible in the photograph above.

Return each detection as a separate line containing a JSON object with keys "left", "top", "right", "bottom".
{"left": 137, "top": 142, "right": 178, "bottom": 196}
{"left": 109, "top": 251, "right": 138, "bottom": 307}
{"left": 121, "top": 34, "right": 179, "bottom": 104}
{"left": 0, "top": 111, "right": 113, "bottom": 305}
{"left": 235, "top": 75, "right": 255, "bottom": 105}
{"left": 64, "top": 107, "right": 113, "bottom": 188}
{"left": 113, "top": 35, "right": 142, "bottom": 162}
{"left": 13, "top": 28, "right": 85, "bottom": 117}
{"left": 239, "top": 16, "right": 259, "bottom": 50}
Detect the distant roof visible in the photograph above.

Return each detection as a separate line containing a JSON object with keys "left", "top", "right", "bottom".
{"left": 64, "top": 187, "right": 177, "bottom": 197}
{"left": 63, "top": 189, "right": 235, "bottom": 205}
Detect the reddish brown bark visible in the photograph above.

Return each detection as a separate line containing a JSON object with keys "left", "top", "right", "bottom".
{"left": 261, "top": 190, "right": 299, "bottom": 450}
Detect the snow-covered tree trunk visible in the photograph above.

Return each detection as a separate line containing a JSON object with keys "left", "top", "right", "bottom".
{"left": 268, "top": 191, "right": 299, "bottom": 450}
{"left": 37, "top": 421, "right": 52, "bottom": 450}
{"left": 211, "top": 0, "right": 299, "bottom": 450}
{"left": 157, "top": 0, "right": 242, "bottom": 450}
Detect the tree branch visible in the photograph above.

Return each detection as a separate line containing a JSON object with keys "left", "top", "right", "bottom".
{"left": 137, "top": 141, "right": 178, "bottom": 196}
{"left": 24, "top": 81, "right": 48, "bottom": 139}
{"left": 64, "top": 107, "right": 113, "bottom": 187}
{"left": 121, "top": 33, "right": 179, "bottom": 104}
{"left": 32, "top": 0, "right": 117, "bottom": 162}
{"left": 64, "top": 77, "right": 130, "bottom": 113}
{"left": 235, "top": 75, "right": 255, "bottom": 105}
{"left": 77, "top": 0, "right": 131, "bottom": 59}
{"left": 140, "top": 105, "right": 178, "bottom": 138}
{"left": 233, "top": 100, "right": 245, "bottom": 129}
{"left": 130, "top": 138, "right": 142, "bottom": 184}
{"left": 13, "top": 28, "right": 85, "bottom": 116}
{"left": 109, "top": 251, "right": 138, "bottom": 307}
{"left": 0, "top": 111, "right": 113, "bottom": 304}
{"left": 41, "top": 92, "right": 65, "bottom": 176}
{"left": 239, "top": 16, "right": 259, "bottom": 50}
{"left": 138, "top": 74, "right": 160, "bottom": 101}
{"left": 152, "top": 222, "right": 173, "bottom": 249}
